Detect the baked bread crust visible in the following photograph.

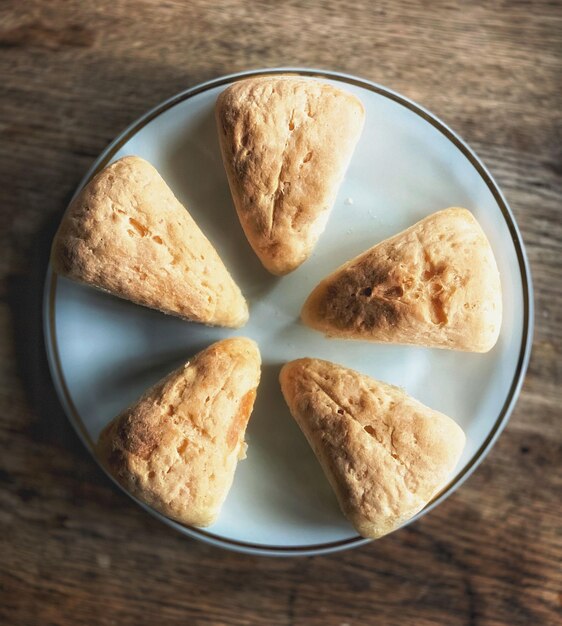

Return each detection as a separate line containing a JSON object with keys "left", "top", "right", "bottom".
{"left": 301, "top": 208, "right": 502, "bottom": 352}
{"left": 97, "top": 338, "right": 261, "bottom": 527}
{"left": 216, "top": 76, "right": 365, "bottom": 275}
{"left": 51, "top": 155, "right": 248, "bottom": 328}
{"left": 280, "top": 358, "right": 465, "bottom": 538}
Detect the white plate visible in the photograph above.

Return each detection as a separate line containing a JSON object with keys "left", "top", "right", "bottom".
{"left": 44, "top": 68, "right": 533, "bottom": 557}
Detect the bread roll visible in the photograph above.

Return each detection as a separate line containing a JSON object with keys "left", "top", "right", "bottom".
{"left": 280, "top": 358, "right": 465, "bottom": 538}
{"left": 302, "top": 208, "right": 502, "bottom": 352}
{"left": 98, "top": 338, "right": 261, "bottom": 527}
{"left": 51, "top": 155, "right": 248, "bottom": 328}
{"left": 216, "top": 76, "right": 365, "bottom": 275}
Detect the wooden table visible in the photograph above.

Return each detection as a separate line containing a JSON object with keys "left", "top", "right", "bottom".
{"left": 1, "top": 1, "right": 560, "bottom": 624}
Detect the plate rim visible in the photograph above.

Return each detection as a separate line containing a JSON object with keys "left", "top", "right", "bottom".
{"left": 43, "top": 66, "right": 534, "bottom": 557}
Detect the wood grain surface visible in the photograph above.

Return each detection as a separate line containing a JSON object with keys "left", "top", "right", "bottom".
{"left": 1, "top": 1, "right": 561, "bottom": 625}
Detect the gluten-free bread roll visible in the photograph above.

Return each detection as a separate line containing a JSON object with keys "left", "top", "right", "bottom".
{"left": 302, "top": 208, "right": 502, "bottom": 352}
{"left": 216, "top": 76, "right": 365, "bottom": 275}
{"left": 98, "top": 338, "right": 261, "bottom": 527}
{"left": 280, "top": 358, "right": 465, "bottom": 538}
{"left": 51, "top": 155, "right": 248, "bottom": 328}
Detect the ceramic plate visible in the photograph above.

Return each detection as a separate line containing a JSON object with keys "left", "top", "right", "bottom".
{"left": 43, "top": 68, "right": 533, "bottom": 556}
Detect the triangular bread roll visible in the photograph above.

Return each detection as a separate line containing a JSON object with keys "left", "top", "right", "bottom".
{"left": 216, "top": 76, "right": 365, "bottom": 275}
{"left": 302, "top": 208, "right": 502, "bottom": 352}
{"left": 97, "top": 338, "right": 261, "bottom": 527}
{"left": 51, "top": 156, "right": 248, "bottom": 328}
{"left": 280, "top": 358, "right": 465, "bottom": 538}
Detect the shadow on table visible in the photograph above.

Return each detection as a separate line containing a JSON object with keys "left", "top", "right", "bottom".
{"left": 6, "top": 211, "right": 86, "bottom": 452}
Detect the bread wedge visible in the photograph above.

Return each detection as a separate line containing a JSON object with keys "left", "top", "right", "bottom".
{"left": 51, "top": 155, "right": 248, "bottom": 328}
{"left": 97, "top": 338, "right": 261, "bottom": 527}
{"left": 280, "top": 358, "right": 465, "bottom": 538}
{"left": 216, "top": 76, "right": 365, "bottom": 275}
{"left": 301, "top": 208, "right": 502, "bottom": 352}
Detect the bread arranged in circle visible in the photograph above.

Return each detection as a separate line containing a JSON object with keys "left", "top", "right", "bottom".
{"left": 301, "top": 208, "right": 502, "bottom": 352}
{"left": 279, "top": 358, "right": 466, "bottom": 538}
{"left": 49, "top": 77, "right": 508, "bottom": 543}
{"left": 216, "top": 76, "right": 365, "bottom": 275}
{"left": 97, "top": 338, "right": 261, "bottom": 527}
{"left": 51, "top": 155, "right": 249, "bottom": 328}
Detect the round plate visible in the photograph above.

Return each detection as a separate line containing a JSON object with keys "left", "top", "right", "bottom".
{"left": 44, "top": 68, "right": 533, "bottom": 557}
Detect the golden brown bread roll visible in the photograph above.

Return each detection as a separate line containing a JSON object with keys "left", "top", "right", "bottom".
{"left": 216, "top": 76, "right": 365, "bottom": 275}
{"left": 51, "top": 155, "right": 248, "bottom": 328}
{"left": 279, "top": 358, "right": 465, "bottom": 538}
{"left": 301, "top": 208, "right": 502, "bottom": 352}
{"left": 97, "top": 338, "right": 261, "bottom": 527}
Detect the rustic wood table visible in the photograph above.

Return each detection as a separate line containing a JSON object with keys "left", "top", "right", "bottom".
{"left": 1, "top": 1, "right": 561, "bottom": 624}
